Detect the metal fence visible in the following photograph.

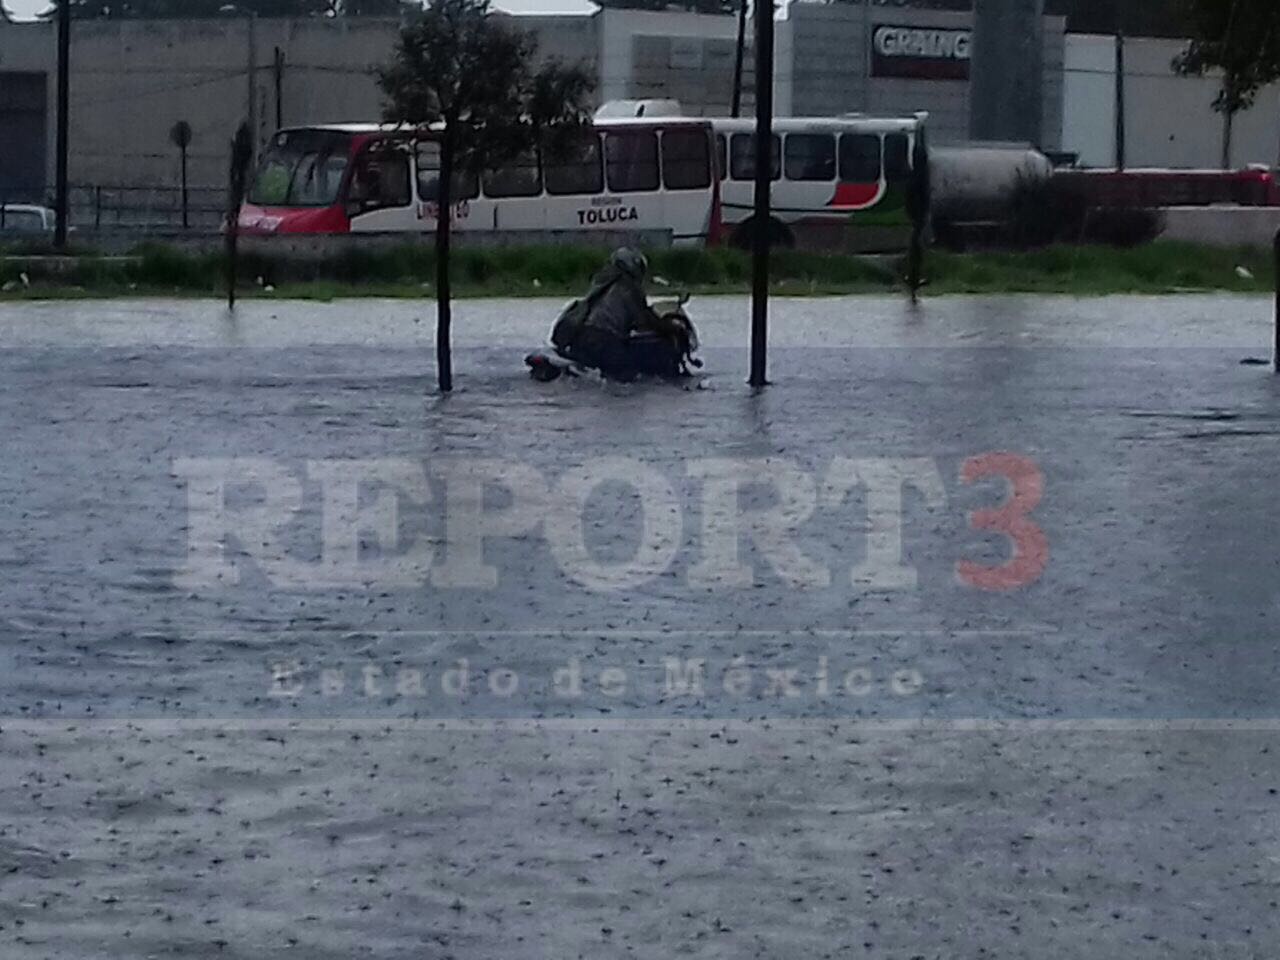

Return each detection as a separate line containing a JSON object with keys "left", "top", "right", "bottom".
{"left": 1, "top": 184, "right": 228, "bottom": 232}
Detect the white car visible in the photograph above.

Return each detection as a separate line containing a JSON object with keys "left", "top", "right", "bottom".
{"left": 0, "top": 204, "right": 56, "bottom": 234}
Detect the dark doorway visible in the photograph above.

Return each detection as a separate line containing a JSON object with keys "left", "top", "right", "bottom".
{"left": 0, "top": 72, "right": 48, "bottom": 204}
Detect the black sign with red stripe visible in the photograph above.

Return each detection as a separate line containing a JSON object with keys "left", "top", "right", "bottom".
{"left": 871, "top": 24, "right": 971, "bottom": 80}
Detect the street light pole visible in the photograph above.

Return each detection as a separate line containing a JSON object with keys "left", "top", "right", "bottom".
{"left": 246, "top": 12, "right": 257, "bottom": 160}
{"left": 54, "top": 0, "right": 70, "bottom": 249}
{"left": 731, "top": 0, "right": 746, "bottom": 118}
{"left": 1114, "top": 2, "right": 1126, "bottom": 170}
{"left": 749, "top": 0, "right": 773, "bottom": 387}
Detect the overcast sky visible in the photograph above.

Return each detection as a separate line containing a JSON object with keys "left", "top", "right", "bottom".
{"left": 5, "top": 0, "right": 49, "bottom": 19}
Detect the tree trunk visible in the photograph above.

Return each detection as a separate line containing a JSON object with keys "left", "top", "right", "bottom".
{"left": 435, "top": 128, "right": 454, "bottom": 393}
{"left": 1221, "top": 110, "right": 1234, "bottom": 170}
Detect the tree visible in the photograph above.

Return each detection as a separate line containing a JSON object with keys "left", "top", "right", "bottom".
{"left": 378, "top": 0, "right": 593, "bottom": 393}
{"left": 1174, "top": 0, "right": 1280, "bottom": 168}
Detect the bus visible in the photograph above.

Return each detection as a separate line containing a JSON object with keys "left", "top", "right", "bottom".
{"left": 237, "top": 117, "right": 725, "bottom": 245}
{"left": 237, "top": 111, "right": 928, "bottom": 248}
{"left": 709, "top": 114, "right": 927, "bottom": 249}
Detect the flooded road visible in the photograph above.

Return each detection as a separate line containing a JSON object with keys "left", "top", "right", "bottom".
{"left": 2, "top": 294, "right": 1278, "bottom": 957}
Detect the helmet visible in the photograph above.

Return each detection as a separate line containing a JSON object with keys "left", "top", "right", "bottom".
{"left": 610, "top": 247, "right": 648, "bottom": 281}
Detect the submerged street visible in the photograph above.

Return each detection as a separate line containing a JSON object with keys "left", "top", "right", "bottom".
{"left": 2, "top": 293, "right": 1279, "bottom": 957}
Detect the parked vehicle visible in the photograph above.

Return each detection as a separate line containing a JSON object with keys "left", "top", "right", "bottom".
{"left": 0, "top": 203, "right": 56, "bottom": 235}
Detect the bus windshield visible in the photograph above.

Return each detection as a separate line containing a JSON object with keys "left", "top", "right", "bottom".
{"left": 249, "top": 130, "right": 354, "bottom": 207}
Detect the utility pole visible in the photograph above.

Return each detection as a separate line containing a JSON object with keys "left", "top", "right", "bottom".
{"left": 749, "top": 0, "right": 773, "bottom": 388}
{"left": 862, "top": 0, "right": 872, "bottom": 111}
{"left": 1114, "top": 2, "right": 1126, "bottom": 169}
{"left": 246, "top": 12, "right": 257, "bottom": 160}
{"left": 54, "top": 0, "right": 70, "bottom": 249}
{"left": 732, "top": 0, "right": 747, "bottom": 118}
{"left": 273, "top": 46, "right": 285, "bottom": 130}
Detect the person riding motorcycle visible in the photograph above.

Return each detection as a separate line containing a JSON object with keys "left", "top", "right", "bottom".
{"left": 551, "top": 247, "right": 665, "bottom": 383}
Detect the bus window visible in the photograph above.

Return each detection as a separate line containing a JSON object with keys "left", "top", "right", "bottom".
{"left": 249, "top": 129, "right": 352, "bottom": 207}
{"left": 292, "top": 153, "right": 351, "bottom": 206}
{"left": 483, "top": 149, "right": 541, "bottom": 198}
{"left": 605, "top": 130, "right": 659, "bottom": 193}
{"left": 784, "top": 133, "right": 835, "bottom": 182}
{"left": 715, "top": 134, "right": 727, "bottom": 181}
{"left": 252, "top": 156, "right": 293, "bottom": 205}
{"left": 838, "top": 133, "right": 881, "bottom": 183}
{"left": 661, "top": 128, "right": 711, "bottom": 191}
{"left": 729, "top": 133, "right": 780, "bottom": 181}
{"left": 884, "top": 133, "right": 911, "bottom": 182}
{"left": 415, "top": 140, "right": 479, "bottom": 202}
{"left": 545, "top": 130, "right": 603, "bottom": 196}
{"left": 347, "top": 143, "right": 411, "bottom": 212}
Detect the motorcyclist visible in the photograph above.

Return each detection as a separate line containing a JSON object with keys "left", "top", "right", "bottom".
{"left": 551, "top": 247, "right": 661, "bottom": 383}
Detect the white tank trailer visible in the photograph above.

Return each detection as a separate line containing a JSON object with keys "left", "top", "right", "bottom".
{"left": 929, "top": 143, "right": 1054, "bottom": 225}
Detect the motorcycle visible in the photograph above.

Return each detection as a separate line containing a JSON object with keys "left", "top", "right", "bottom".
{"left": 526, "top": 292, "right": 703, "bottom": 383}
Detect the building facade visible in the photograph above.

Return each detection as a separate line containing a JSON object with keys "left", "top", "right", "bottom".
{"left": 0, "top": 1, "right": 1276, "bottom": 207}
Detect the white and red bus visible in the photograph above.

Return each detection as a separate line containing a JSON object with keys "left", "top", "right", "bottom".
{"left": 238, "top": 117, "right": 725, "bottom": 245}
{"left": 237, "top": 111, "right": 929, "bottom": 247}
{"left": 709, "top": 114, "right": 928, "bottom": 247}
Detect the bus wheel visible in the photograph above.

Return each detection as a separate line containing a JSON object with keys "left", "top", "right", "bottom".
{"left": 730, "top": 217, "right": 795, "bottom": 251}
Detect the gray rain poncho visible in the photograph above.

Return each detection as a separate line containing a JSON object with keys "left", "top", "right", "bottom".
{"left": 551, "top": 248, "right": 657, "bottom": 353}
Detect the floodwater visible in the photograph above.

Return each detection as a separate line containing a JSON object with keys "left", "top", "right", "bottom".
{"left": 1, "top": 294, "right": 1279, "bottom": 957}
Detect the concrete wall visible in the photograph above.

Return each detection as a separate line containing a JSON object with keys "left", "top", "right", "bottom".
{"left": 1160, "top": 206, "right": 1280, "bottom": 249}
{"left": 1063, "top": 34, "right": 1280, "bottom": 169}
{"left": 0, "top": 16, "right": 402, "bottom": 194}
{"left": 497, "top": 10, "right": 599, "bottom": 83}
{"left": 597, "top": 8, "right": 739, "bottom": 114}
{"left": 0, "top": 12, "right": 600, "bottom": 199}
{"left": 1061, "top": 32, "right": 1114, "bottom": 166}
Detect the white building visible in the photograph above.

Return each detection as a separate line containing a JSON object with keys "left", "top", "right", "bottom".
{"left": 1063, "top": 33, "right": 1280, "bottom": 169}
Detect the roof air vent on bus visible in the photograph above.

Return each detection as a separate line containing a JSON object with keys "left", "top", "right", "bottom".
{"left": 594, "top": 99, "right": 684, "bottom": 120}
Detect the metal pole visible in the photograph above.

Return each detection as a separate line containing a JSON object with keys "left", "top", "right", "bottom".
{"left": 246, "top": 13, "right": 257, "bottom": 161}
{"left": 274, "top": 46, "right": 284, "bottom": 130}
{"left": 730, "top": 0, "right": 747, "bottom": 118}
{"left": 862, "top": 0, "right": 872, "bottom": 111}
{"left": 1273, "top": 228, "right": 1279, "bottom": 373}
{"left": 54, "top": 0, "right": 70, "bottom": 249}
{"left": 749, "top": 0, "right": 773, "bottom": 388}
{"left": 180, "top": 143, "right": 189, "bottom": 229}
{"left": 1114, "top": 6, "right": 1125, "bottom": 170}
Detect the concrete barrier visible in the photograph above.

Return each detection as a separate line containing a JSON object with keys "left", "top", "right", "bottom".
{"left": 1160, "top": 206, "right": 1280, "bottom": 249}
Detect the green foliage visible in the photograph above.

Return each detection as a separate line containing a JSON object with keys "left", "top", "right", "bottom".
{"left": 1174, "top": 0, "right": 1280, "bottom": 116}
{"left": 3, "top": 241, "right": 1276, "bottom": 300}
{"left": 377, "top": 0, "right": 594, "bottom": 172}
